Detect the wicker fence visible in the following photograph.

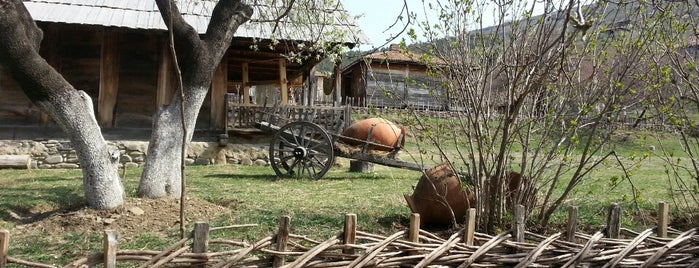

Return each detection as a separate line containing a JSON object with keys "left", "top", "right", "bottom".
{"left": 1, "top": 202, "right": 698, "bottom": 268}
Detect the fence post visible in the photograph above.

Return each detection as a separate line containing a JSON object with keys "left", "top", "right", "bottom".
{"left": 343, "top": 214, "right": 357, "bottom": 254}
{"left": 567, "top": 206, "right": 578, "bottom": 243}
{"left": 192, "top": 222, "right": 210, "bottom": 268}
{"left": 463, "top": 208, "right": 476, "bottom": 246}
{"left": 409, "top": 213, "right": 420, "bottom": 243}
{"left": 514, "top": 205, "right": 525, "bottom": 242}
{"left": 273, "top": 216, "right": 290, "bottom": 268}
{"left": 1, "top": 229, "right": 9, "bottom": 268}
{"left": 606, "top": 203, "right": 621, "bottom": 239}
{"left": 658, "top": 202, "right": 668, "bottom": 238}
{"left": 103, "top": 230, "right": 117, "bottom": 268}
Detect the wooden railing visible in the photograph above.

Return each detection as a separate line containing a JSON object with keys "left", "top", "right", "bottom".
{"left": 2, "top": 202, "right": 698, "bottom": 267}
{"left": 225, "top": 94, "right": 350, "bottom": 134}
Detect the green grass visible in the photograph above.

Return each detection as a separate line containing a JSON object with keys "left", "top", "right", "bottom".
{"left": 1, "top": 130, "right": 698, "bottom": 264}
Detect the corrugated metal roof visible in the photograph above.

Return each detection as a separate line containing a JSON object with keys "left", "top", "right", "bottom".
{"left": 23, "top": 0, "right": 369, "bottom": 44}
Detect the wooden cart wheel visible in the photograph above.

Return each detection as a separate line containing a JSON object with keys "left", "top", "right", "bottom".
{"left": 269, "top": 121, "right": 335, "bottom": 179}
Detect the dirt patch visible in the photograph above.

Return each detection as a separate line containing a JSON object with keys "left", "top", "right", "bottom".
{"left": 12, "top": 197, "right": 230, "bottom": 236}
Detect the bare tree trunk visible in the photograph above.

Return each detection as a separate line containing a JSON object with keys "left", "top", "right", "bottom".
{"left": 0, "top": 0, "right": 123, "bottom": 210}
{"left": 137, "top": 0, "right": 252, "bottom": 199}
{"left": 139, "top": 86, "right": 208, "bottom": 198}
{"left": 40, "top": 91, "right": 124, "bottom": 209}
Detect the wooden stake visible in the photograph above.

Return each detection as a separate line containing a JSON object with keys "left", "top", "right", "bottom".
{"left": 606, "top": 203, "right": 621, "bottom": 239}
{"left": 0, "top": 229, "right": 8, "bottom": 268}
{"left": 343, "top": 214, "right": 357, "bottom": 254}
{"left": 409, "top": 213, "right": 420, "bottom": 243}
{"left": 273, "top": 216, "right": 290, "bottom": 267}
{"left": 567, "top": 206, "right": 578, "bottom": 243}
{"left": 242, "top": 61, "right": 250, "bottom": 105}
{"left": 279, "top": 59, "right": 288, "bottom": 105}
{"left": 192, "top": 222, "right": 210, "bottom": 268}
{"left": 463, "top": 208, "right": 476, "bottom": 246}
{"left": 658, "top": 202, "right": 668, "bottom": 238}
{"left": 103, "top": 230, "right": 117, "bottom": 268}
{"left": 514, "top": 205, "right": 525, "bottom": 243}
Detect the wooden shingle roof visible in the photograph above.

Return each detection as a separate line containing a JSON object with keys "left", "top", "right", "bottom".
{"left": 23, "top": 0, "right": 368, "bottom": 44}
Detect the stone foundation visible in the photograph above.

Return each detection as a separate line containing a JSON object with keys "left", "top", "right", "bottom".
{"left": 0, "top": 139, "right": 270, "bottom": 169}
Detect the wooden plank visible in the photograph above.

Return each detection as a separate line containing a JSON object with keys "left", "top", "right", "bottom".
{"left": 211, "top": 60, "right": 228, "bottom": 130}
{"left": 242, "top": 61, "right": 250, "bottom": 105}
{"left": 103, "top": 230, "right": 117, "bottom": 268}
{"left": 0, "top": 155, "right": 30, "bottom": 169}
{"left": 273, "top": 216, "right": 290, "bottom": 267}
{"left": 0, "top": 229, "right": 8, "bottom": 268}
{"left": 279, "top": 59, "right": 288, "bottom": 105}
{"left": 98, "top": 29, "right": 119, "bottom": 127}
{"left": 192, "top": 222, "right": 210, "bottom": 268}
{"left": 408, "top": 213, "right": 420, "bottom": 243}
{"left": 567, "top": 206, "right": 578, "bottom": 242}
{"left": 658, "top": 202, "right": 668, "bottom": 238}
{"left": 343, "top": 214, "right": 357, "bottom": 254}
{"left": 156, "top": 37, "right": 175, "bottom": 108}
{"left": 606, "top": 203, "right": 621, "bottom": 239}
{"left": 463, "top": 208, "right": 476, "bottom": 246}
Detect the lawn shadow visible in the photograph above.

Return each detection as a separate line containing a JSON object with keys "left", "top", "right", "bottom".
{"left": 0, "top": 182, "right": 85, "bottom": 224}
{"left": 203, "top": 173, "right": 278, "bottom": 181}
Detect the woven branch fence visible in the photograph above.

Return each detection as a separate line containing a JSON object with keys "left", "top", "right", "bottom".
{"left": 1, "top": 202, "right": 698, "bottom": 268}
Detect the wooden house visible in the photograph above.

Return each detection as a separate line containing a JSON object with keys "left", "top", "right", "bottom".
{"left": 0, "top": 0, "right": 367, "bottom": 135}
{"left": 341, "top": 44, "right": 447, "bottom": 109}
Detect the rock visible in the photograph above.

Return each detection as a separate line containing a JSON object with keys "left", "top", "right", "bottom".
{"left": 185, "top": 158, "right": 195, "bottom": 165}
{"left": 55, "top": 163, "right": 80, "bottom": 169}
{"left": 121, "top": 141, "right": 148, "bottom": 152}
{"left": 103, "top": 218, "right": 116, "bottom": 224}
{"left": 120, "top": 154, "right": 133, "bottom": 163}
{"left": 128, "top": 151, "right": 145, "bottom": 157}
{"left": 128, "top": 206, "right": 145, "bottom": 216}
{"left": 253, "top": 159, "right": 267, "bottom": 166}
{"left": 194, "top": 158, "right": 211, "bottom": 165}
{"left": 44, "top": 154, "right": 63, "bottom": 164}
{"left": 240, "top": 158, "right": 253, "bottom": 166}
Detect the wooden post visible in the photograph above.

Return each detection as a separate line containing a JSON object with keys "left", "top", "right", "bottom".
{"left": 349, "top": 161, "right": 374, "bottom": 172}
{"left": 42, "top": 25, "right": 60, "bottom": 125}
{"left": 156, "top": 36, "right": 176, "bottom": 108}
{"left": 273, "top": 216, "right": 290, "bottom": 267}
{"left": 567, "top": 206, "right": 578, "bottom": 243}
{"left": 514, "top": 204, "right": 525, "bottom": 243}
{"left": 463, "top": 208, "right": 476, "bottom": 246}
{"left": 343, "top": 214, "right": 357, "bottom": 254}
{"left": 408, "top": 213, "right": 420, "bottom": 243}
{"left": 103, "top": 230, "right": 117, "bottom": 268}
{"left": 658, "top": 202, "right": 668, "bottom": 238}
{"left": 606, "top": 203, "right": 621, "bottom": 239}
{"left": 279, "top": 59, "right": 288, "bottom": 105}
{"left": 211, "top": 60, "right": 228, "bottom": 130}
{"left": 98, "top": 29, "right": 120, "bottom": 127}
{"left": 333, "top": 61, "right": 342, "bottom": 107}
{"left": 192, "top": 222, "right": 209, "bottom": 268}
{"left": 1, "top": 229, "right": 9, "bottom": 268}
{"left": 242, "top": 62, "right": 250, "bottom": 105}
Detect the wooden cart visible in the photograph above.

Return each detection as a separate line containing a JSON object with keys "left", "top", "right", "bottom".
{"left": 255, "top": 120, "right": 427, "bottom": 180}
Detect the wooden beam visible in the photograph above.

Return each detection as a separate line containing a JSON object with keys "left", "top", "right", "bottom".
{"left": 156, "top": 37, "right": 176, "bottom": 108}
{"left": 334, "top": 61, "right": 342, "bottom": 106}
{"left": 210, "top": 60, "right": 228, "bottom": 130}
{"left": 41, "top": 25, "right": 61, "bottom": 125}
{"left": 279, "top": 59, "right": 288, "bottom": 105}
{"left": 242, "top": 61, "right": 250, "bottom": 104}
{"left": 98, "top": 29, "right": 119, "bottom": 127}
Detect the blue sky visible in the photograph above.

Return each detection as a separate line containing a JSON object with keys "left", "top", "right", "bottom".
{"left": 343, "top": 0, "right": 436, "bottom": 49}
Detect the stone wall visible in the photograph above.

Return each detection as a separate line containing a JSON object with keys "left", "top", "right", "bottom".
{"left": 0, "top": 139, "right": 270, "bottom": 169}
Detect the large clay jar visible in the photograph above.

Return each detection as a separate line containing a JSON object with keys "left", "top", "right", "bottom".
{"left": 404, "top": 163, "right": 474, "bottom": 227}
{"left": 341, "top": 118, "right": 406, "bottom": 151}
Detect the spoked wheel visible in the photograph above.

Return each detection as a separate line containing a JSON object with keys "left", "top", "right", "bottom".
{"left": 269, "top": 121, "right": 335, "bottom": 179}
